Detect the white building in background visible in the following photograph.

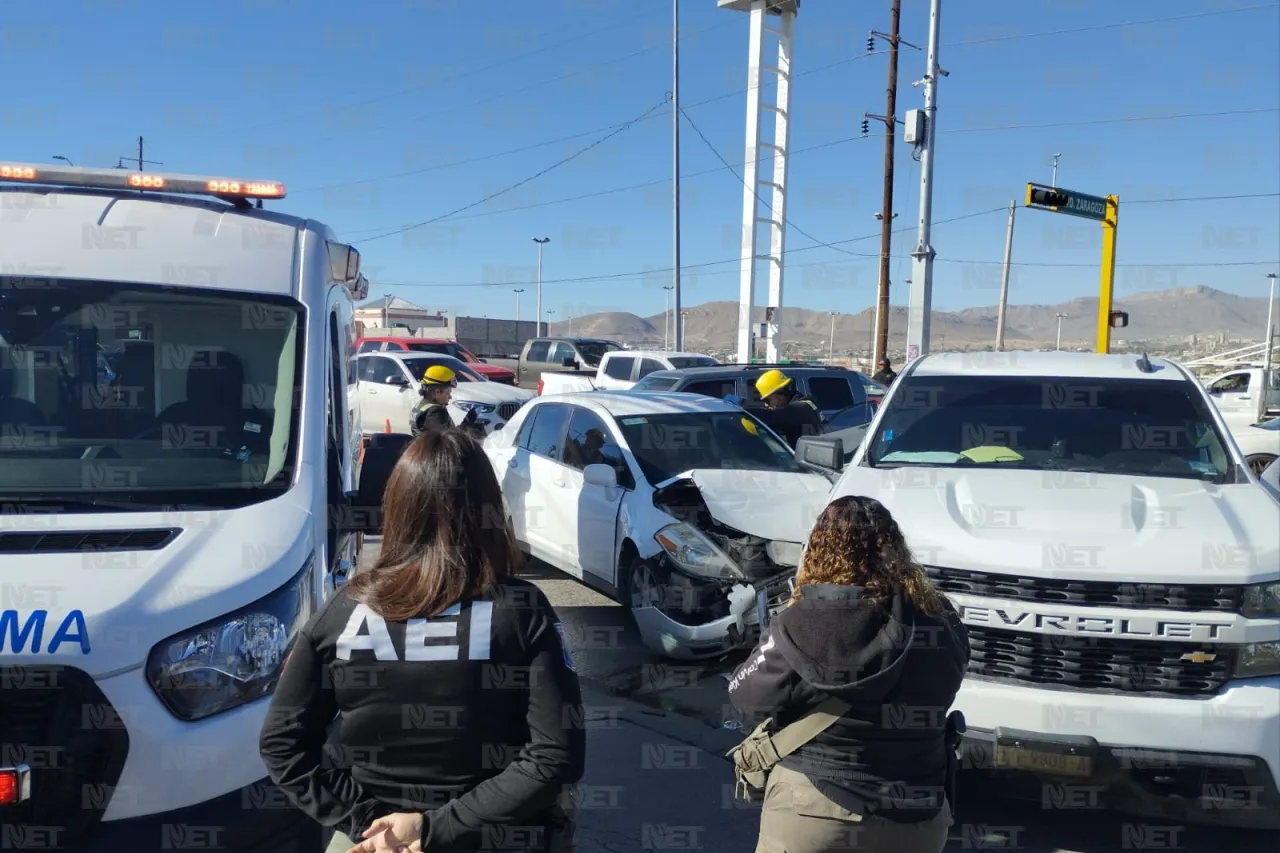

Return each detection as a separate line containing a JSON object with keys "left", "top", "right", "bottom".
{"left": 354, "top": 296, "right": 448, "bottom": 332}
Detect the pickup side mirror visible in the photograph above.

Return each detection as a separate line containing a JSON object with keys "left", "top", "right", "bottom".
{"left": 562, "top": 356, "right": 579, "bottom": 368}
{"left": 583, "top": 463, "right": 618, "bottom": 489}
{"left": 795, "top": 436, "right": 845, "bottom": 475}
{"left": 386, "top": 374, "right": 409, "bottom": 387}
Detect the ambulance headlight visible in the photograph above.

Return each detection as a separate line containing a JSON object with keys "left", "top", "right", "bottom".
{"left": 147, "top": 555, "right": 314, "bottom": 721}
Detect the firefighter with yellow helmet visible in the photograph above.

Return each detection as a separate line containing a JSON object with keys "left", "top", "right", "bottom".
{"left": 751, "top": 368, "right": 823, "bottom": 449}
{"left": 410, "top": 364, "right": 480, "bottom": 437}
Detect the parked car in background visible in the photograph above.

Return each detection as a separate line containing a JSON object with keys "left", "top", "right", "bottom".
{"left": 482, "top": 391, "right": 830, "bottom": 660}
{"left": 538, "top": 349, "right": 720, "bottom": 395}
{"left": 356, "top": 335, "right": 517, "bottom": 385}
{"left": 353, "top": 351, "right": 533, "bottom": 435}
{"left": 518, "top": 337, "right": 624, "bottom": 378}
{"left": 630, "top": 363, "right": 876, "bottom": 426}
{"left": 1203, "top": 365, "right": 1280, "bottom": 428}
{"left": 1232, "top": 416, "right": 1280, "bottom": 475}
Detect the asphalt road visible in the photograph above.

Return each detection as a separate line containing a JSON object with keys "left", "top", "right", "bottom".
{"left": 352, "top": 540, "right": 1276, "bottom": 853}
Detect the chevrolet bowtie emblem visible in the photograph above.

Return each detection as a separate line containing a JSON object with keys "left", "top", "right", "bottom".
{"left": 1180, "top": 651, "right": 1217, "bottom": 664}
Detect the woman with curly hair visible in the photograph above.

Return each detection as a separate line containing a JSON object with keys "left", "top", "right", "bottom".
{"left": 728, "top": 495, "right": 970, "bottom": 853}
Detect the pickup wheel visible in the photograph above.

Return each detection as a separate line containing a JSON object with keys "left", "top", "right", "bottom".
{"left": 1246, "top": 453, "right": 1277, "bottom": 477}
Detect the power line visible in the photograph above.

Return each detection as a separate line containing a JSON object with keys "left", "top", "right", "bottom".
{"left": 283, "top": 4, "right": 1277, "bottom": 196}
{"left": 677, "top": 105, "right": 878, "bottom": 258}
{"left": 368, "top": 193, "right": 1280, "bottom": 289}
{"left": 352, "top": 97, "right": 673, "bottom": 244}
{"left": 340, "top": 106, "right": 1278, "bottom": 235}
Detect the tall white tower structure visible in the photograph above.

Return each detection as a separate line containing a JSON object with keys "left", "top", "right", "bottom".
{"left": 721, "top": 0, "right": 799, "bottom": 363}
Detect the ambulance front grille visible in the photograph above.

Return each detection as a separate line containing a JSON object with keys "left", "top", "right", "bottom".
{"left": 0, "top": 666, "right": 130, "bottom": 849}
{"left": 0, "top": 528, "right": 179, "bottom": 554}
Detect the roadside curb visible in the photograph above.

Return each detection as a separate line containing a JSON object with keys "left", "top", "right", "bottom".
{"left": 579, "top": 681, "right": 743, "bottom": 760}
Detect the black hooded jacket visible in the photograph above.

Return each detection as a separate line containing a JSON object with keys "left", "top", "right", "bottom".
{"left": 727, "top": 584, "right": 969, "bottom": 823}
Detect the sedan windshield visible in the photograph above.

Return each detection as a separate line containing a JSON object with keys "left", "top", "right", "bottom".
{"left": 867, "top": 375, "right": 1235, "bottom": 482}
{"left": 0, "top": 280, "right": 303, "bottom": 507}
{"left": 615, "top": 411, "right": 800, "bottom": 484}
{"left": 667, "top": 356, "right": 718, "bottom": 369}
{"left": 401, "top": 355, "right": 483, "bottom": 383}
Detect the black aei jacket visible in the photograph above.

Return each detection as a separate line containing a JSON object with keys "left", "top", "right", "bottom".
{"left": 727, "top": 583, "right": 969, "bottom": 822}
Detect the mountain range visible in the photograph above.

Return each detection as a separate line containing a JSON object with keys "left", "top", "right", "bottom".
{"left": 547, "top": 286, "right": 1273, "bottom": 352}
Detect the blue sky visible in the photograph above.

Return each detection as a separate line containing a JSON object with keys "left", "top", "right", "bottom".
{"left": 3, "top": 0, "right": 1278, "bottom": 323}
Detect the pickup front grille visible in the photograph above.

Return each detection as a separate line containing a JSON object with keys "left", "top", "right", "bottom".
{"left": 966, "top": 626, "right": 1236, "bottom": 697}
{"left": 0, "top": 666, "right": 131, "bottom": 849}
{"left": 926, "top": 566, "right": 1244, "bottom": 614}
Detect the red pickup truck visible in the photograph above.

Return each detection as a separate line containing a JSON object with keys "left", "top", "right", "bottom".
{"left": 355, "top": 337, "right": 517, "bottom": 385}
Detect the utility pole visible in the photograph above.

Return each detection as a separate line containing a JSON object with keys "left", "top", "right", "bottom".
{"left": 1262, "top": 272, "right": 1277, "bottom": 423}
{"left": 672, "top": 0, "right": 684, "bottom": 352}
{"left": 905, "top": 0, "right": 944, "bottom": 364}
{"left": 995, "top": 200, "right": 1016, "bottom": 351}
{"left": 116, "top": 136, "right": 162, "bottom": 172}
{"left": 664, "top": 285, "right": 674, "bottom": 350}
{"left": 532, "top": 237, "right": 550, "bottom": 337}
{"left": 1050, "top": 152, "right": 1061, "bottom": 187}
{"left": 1056, "top": 313, "right": 1067, "bottom": 351}
{"left": 866, "top": 0, "right": 902, "bottom": 369}
{"left": 828, "top": 311, "right": 838, "bottom": 360}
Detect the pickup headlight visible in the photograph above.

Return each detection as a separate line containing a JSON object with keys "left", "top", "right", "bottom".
{"left": 1241, "top": 582, "right": 1280, "bottom": 618}
{"left": 454, "top": 400, "right": 496, "bottom": 414}
{"left": 654, "top": 523, "right": 744, "bottom": 580}
{"left": 147, "top": 556, "right": 314, "bottom": 721}
{"left": 1236, "top": 642, "right": 1280, "bottom": 679}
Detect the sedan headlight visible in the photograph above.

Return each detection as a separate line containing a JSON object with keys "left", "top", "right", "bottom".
{"left": 1241, "top": 582, "right": 1280, "bottom": 618}
{"left": 454, "top": 400, "right": 496, "bottom": 414}
{"left": 655, "top": 523, "right": 744, "bottom": 580}
{"left": 147, "top": 556, "right": 314, "bottom": 721}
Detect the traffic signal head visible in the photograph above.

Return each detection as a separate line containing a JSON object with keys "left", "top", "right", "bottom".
{"left": 861, "top": 119, "right": 870, "bottom": 136}
{"left": 1027, "top": 185, "right": 1069, "bottom": 208}
{"left": 867, "top": 35, "right": 875, "bottom": 52}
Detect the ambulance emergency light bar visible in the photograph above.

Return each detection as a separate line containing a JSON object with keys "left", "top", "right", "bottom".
{"left": 0, "top": 162, "right": 286, "bottom": 200}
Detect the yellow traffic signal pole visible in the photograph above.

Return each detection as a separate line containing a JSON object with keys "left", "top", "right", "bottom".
{"left": 1095, "top": 195, "right": 1119, "bottom": 354}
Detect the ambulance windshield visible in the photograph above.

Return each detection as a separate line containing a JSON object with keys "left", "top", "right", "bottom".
{"left": 0, "top": 279, "right": 304, "bottom": 509}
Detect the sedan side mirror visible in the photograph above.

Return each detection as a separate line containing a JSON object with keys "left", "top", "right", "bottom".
{"left": 583, "top": 463, "right": 618, "bottom": 489}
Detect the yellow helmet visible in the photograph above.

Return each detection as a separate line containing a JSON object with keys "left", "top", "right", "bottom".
{"left": 755, "top": 369, "right": 792, "bottom": 399}
{"left": 421, "top": 364, "right": 457, "bottom": 387}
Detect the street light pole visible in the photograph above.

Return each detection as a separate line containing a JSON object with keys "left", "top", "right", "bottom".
{"left": 995, "top": 200, "right": 1016, "bottom": 351}
{"left": 664, "top": 285, "right": 674, "bottom": 350}
{"left": 513, "top": 288, "right": 524, "bottom": 329}
{"left": 532, "top": 237, "right": 550, "bottom": 337}
{"left": 1056, "top": 313, "right": 1067, "bottom": 351}
{"left": 828, "top": 311, "right": 838, "bottom": 360}
{"left": 672, "top": 0, "right": 683, "bottom": 352}
{"left": 905, "top": 0, "right": 944, "bottom": 364}
{"left": 1262, "top": 272, "right": 1277, "bottom": 423}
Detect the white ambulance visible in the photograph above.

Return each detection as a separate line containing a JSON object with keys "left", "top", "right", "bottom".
{"left": 0, "top": 161, "right": 396, "bottom": 851}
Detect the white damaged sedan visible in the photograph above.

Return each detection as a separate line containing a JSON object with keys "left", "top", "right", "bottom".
{"left": 483, "top": 391, "right": 833, "bottom": 659}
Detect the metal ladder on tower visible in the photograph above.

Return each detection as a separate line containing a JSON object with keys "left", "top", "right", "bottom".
{"left": 727, "top": 0, "right": 799, "bottom": 364}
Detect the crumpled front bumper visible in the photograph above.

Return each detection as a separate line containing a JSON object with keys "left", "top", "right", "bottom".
{"left": 632, "top": 559, "right": 795, "bottom": 660}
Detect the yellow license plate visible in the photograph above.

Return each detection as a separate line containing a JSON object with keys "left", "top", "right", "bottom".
{"left": 994, "top": 745, "right": 1094, "bottom": 778}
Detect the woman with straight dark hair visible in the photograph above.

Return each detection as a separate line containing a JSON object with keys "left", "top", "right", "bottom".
{"left": 728, "top": 495, "right": 969, "bottom": 853}
{"left": 260, "top": 429, "right": 585, "bottom": 853}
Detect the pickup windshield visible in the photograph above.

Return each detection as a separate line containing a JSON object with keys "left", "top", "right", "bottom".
{"left": 400, "top": 355, "right": 484, "bottom": 382}
{"left": 403, "top": 341, "right": 469, "bottom": 361}
{"left": 615, "top": 411, "right": 800, "bottom": 484}
{"left": 867, "top": 375, "right": 1234, "bottom": 482}
{"left": 0, "top": 280, "right": 303, "bottom": 508}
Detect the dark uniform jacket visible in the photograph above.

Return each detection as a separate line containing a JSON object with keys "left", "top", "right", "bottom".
{"left": 259, "top": 581, "right": 586, "bottom": 850}
{"left": 727, "top": 584, "right": 969, "bottom": 824}
{"left": 752, "top": 394, "right": 823, "bottom": 449}
{"left": 410, "top": 399, "right": 453, "bottom": 437}
{"left": 872, "top": 368, "right": 897, "bottom": 386}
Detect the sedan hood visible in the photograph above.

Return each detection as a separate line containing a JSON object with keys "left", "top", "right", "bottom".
{"left": 453, "top": 384, "right": 536, "bottom": 405}
{"left": 660, "top": 468, "right": 832, "bottom": 543}
{"left": 832, "top": 466, "right": 1280, "bottom": 584}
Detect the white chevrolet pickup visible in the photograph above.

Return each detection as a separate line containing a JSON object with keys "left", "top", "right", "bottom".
{"left": 796, "top": 351, "right": 1280, "bottom": 829}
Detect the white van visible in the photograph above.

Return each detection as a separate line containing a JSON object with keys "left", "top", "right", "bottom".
{"left": 796, "top": 351, "right": 1280, "bottom": 829}
{"left": 0, "top": 162, "right": 395, "bottom": 852}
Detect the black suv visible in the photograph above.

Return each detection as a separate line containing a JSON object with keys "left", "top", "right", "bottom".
{"left": 630, "top": 363, "right": 876, "bottom": 426}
